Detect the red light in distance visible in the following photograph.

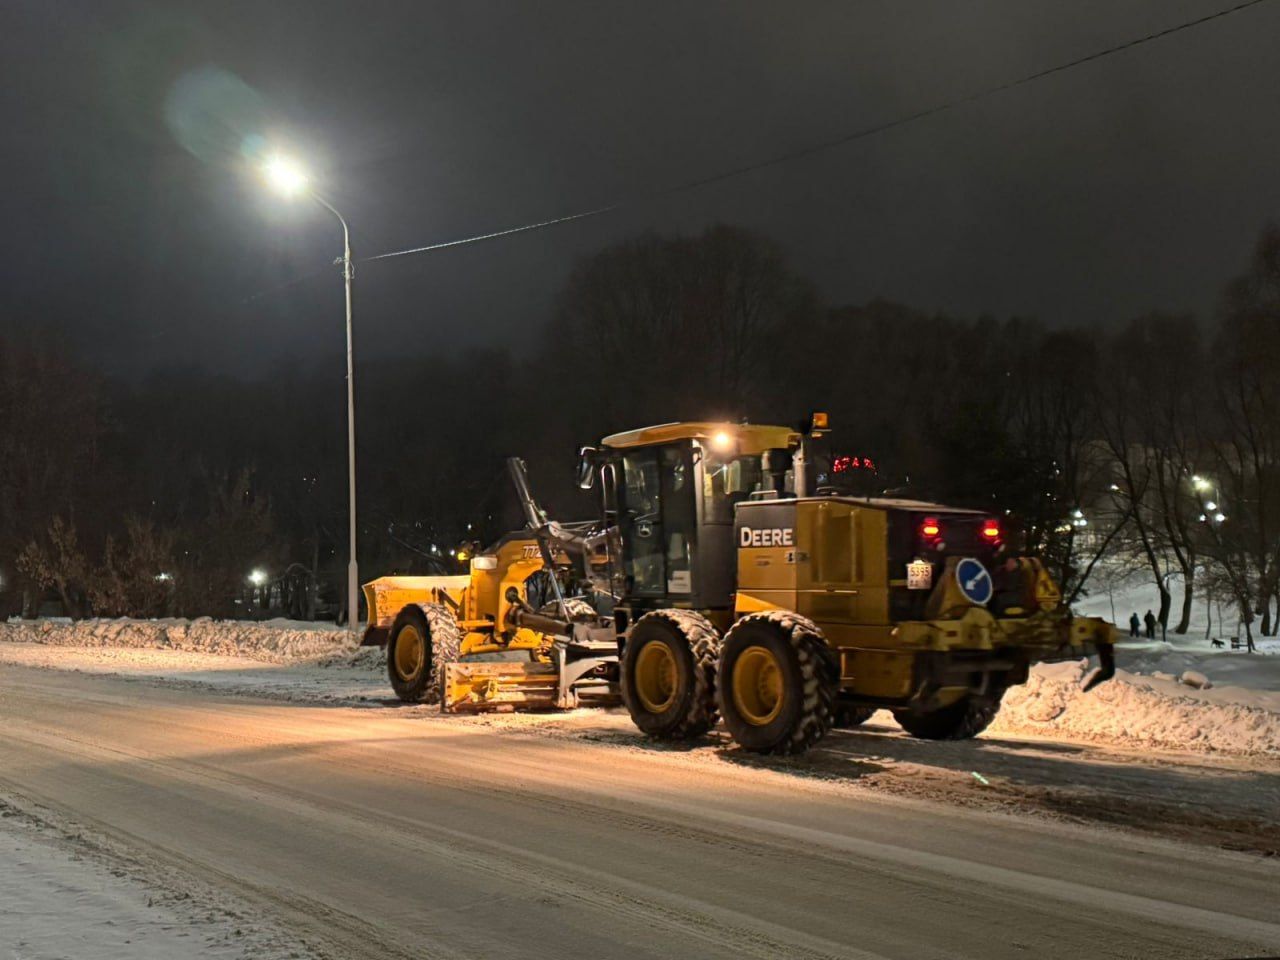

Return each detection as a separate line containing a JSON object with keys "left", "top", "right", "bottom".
{"left": 920, "top": 517, "right": 941, "bottom": 538}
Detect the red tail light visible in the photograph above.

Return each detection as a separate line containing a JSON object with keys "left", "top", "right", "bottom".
{"left": 920, "top": 517, "right": 941, "bottom": 539}
{"left": 981, "top": 520, "right": 1002, "bottom": 541}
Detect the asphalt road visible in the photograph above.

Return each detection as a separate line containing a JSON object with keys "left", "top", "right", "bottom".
{"left": 1, "top": 664, "right": 1276, "bottom": 960}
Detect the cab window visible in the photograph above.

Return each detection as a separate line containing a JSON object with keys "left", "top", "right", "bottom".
{"left": 702, "top": 454, "right": 763, "bottom": 524}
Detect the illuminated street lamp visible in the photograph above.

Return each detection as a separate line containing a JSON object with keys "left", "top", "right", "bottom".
{"left": 248, "top": 568, "right": 268, "bottom": 587}
{"left": 263, "top": 155, "right": 308, "bottom": 197}
{"left": 260, "top": 154, "right": 360, "bottom": 634}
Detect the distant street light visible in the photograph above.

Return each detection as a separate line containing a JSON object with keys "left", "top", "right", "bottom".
{"left": 259, "top": 154, "right": 360, "bottom": 634}
{"left": 1191, "top": 475, "right": 1213, "bottom": 492}
{"left": 248, "top": 568, "right": 268, "bottom": 587}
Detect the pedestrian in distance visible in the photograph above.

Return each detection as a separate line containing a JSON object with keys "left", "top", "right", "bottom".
{"left": 1143, "top": 609, "right": 1157, "bottom": 639}
{"left": 1129, "top": 612, "right": 1140, "bottom": 638}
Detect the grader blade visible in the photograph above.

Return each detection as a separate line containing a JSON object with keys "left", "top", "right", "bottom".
{"left": 443, "top": 662, "right": 561, "bottom": 713}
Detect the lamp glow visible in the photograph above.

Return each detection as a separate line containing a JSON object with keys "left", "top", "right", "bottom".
{"left": 248, "top": 568, "right": 268, "bottom": 587}
{"left": 263, "top": 155, "right": 309, "bottom": 197}
{"left": 710, "top": 430, "right": 735, "bottom": 453}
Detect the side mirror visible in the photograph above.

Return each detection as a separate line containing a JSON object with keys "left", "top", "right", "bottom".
{"left": 576, "top": 446, "right": 598, "bottom": 490}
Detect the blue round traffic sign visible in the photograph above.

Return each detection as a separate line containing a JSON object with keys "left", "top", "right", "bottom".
{"left": 955, "top": 558, "right": 993, "bottom": 606}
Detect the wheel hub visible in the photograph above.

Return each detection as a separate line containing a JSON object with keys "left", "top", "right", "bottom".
{"left": 394, "top": 624, "right": 426, "bottom": 681}
{"left": 633, "top": 641, "right": 678, "bottom": 713}
{"left": 732, "top": 645, "right": 784, "bottom": 726}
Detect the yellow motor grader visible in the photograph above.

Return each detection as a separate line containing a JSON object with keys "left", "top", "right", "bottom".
{"left": 365, "top": 414, "right": 1116, "bottom": 755}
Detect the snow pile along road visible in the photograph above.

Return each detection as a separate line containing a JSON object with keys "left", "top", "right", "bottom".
{"left": 5, "top": 618, "right": 1280, "bottom": 757}
{"left": 0, "top": 617, "right": 357, "bottom": 664}
{"left": 994, "top": 660, "right": 1280, "bottom": 756}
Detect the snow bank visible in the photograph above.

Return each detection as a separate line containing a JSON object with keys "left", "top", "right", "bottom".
{"left": 0, "top": 617, "right": 357, "bottom": 664}
{"left": 5, "top": 618, "right": 1279, "bottom": 757}
{"left": 994, "top": 660, "right": 1280, "bottom": 756}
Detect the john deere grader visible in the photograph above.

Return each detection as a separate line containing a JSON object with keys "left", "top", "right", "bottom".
{"left": 363, "top": 415, "right": 1117, "bottom": 755}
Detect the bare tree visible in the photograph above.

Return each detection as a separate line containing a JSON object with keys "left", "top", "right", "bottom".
{"left": 1197, "top": 225, "right": 1280, "bottom": 642}
{"left": 17, "top": 516, "right": 93, "bottom": 619}
{"left": 549, "top": 224, "right": 818, "bottom": 426}
{"left": 90, "top": 517, "right": 177, "bottom": 618}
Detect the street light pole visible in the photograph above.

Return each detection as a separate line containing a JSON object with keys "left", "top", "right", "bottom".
{"left": 313, "top": 195, "right": 359, "bottom": 635}
{"left": 258, "top": 156, "right": 360, "bottom": 634}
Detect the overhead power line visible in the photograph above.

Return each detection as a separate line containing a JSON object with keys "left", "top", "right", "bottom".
{"left": 355, "top": 0, "right": 1271, "bottom": 265}
{"left": 238, "top": 0, "right": 1271, "bottom": 302}
{"left": 360, "top": 204, "right": 620, "bottom": 263}
{"left": 666, "top": 0, "right": 1273, "bottom": 198}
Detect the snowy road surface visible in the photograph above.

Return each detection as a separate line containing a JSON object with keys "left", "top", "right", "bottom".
{"left": 1, "top": 664, "right": 1278, "bottom": 960}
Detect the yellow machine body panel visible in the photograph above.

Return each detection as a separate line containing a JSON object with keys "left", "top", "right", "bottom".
{"left": 733, "top": 496, "right": 1116, "bottom": 705}
{"left": 363, "top": 536, "right": 565, "bottom": 656}
{"left": 363, "top": 575, "right": 470, "bottom": 631}
{"left": 735, "top": 499, "right": 890, "bottom": 633}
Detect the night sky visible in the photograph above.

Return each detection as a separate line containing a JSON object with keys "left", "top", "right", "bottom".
{"left": 4, "top": 0, "right": 1279, "bottom": 376}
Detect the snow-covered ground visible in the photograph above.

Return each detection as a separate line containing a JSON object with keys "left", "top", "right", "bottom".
{"left": 1073, "top": 569, "right": 1277, "bottom": 653}
{"left": 0, "top": 799, "right": 309, "bottom": 960}
{"left": 2, "top": 615, "right": 1278, "bottom": 756}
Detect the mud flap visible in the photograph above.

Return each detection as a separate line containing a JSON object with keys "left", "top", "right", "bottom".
{"left": 1081, "top": 642, "right": 1116, "bottom": 693}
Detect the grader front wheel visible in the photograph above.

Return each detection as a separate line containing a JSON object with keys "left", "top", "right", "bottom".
{"left": 386, "top": 603, "right": 461, "bottom": 704}
{"left": 621, "top": 610, "right": 720, "bottom": 740}
{"left": 718, "top": 612, "right": 838, "bottom": 755}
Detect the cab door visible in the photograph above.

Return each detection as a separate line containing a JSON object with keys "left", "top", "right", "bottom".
{"left": 618, "top": 445, "right": 696, "bottom": 600}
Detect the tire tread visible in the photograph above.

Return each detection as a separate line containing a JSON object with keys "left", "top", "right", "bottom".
{"left": 720, "top": 610, "right": 838, "bottom": 755}
{"left": 623, "top": 609, "right": 721, "bottom": 740}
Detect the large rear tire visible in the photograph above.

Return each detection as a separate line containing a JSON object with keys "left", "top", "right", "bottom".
{"left": 893, "top": 692, "right": 1002, "bottom": 740}
{"left": 621, "top": 610, "right": 720, "bottom": 740}
{"left": 386, "top": 603, "right": 461, "bottom": 704}
{"left": 718, "top": 611, "right": 838, "bottom": 755}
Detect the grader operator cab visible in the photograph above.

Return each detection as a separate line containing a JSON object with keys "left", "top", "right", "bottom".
{"left": 364, "top": 414, "right": 1116, "bottom": 756}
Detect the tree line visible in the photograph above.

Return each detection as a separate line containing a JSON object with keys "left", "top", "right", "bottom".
{"left": 3, "top": 222, "right": 1278, "bottom": 640}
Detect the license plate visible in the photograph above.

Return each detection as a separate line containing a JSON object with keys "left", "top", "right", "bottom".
{"left": 907, "top": 560, "right": 933, "bottom": 590}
